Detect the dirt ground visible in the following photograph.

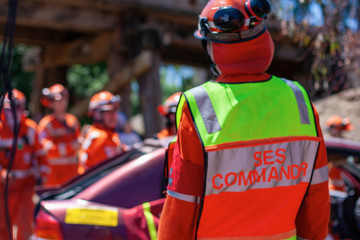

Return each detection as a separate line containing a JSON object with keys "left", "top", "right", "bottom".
{"left": 313, "top": 88, "right": 360, "bottom": 142}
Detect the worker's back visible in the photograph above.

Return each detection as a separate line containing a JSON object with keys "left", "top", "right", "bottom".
{"left": 182, "top": 77, "right": 324, "bottom": 238}
{"left": 158, "top": 0, "right": 330, "bottom": 239}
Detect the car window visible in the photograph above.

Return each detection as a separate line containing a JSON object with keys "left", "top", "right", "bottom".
{"left": 74, "top": 148, "right": 166, "bottom": 208}
{"left": 38, "top": 145, "right": 160, "bottom": 202}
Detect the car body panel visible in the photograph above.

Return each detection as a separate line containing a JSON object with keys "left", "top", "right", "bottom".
{"left": 74, "top": 148, "right": 166, "bottom": 208}
{"left": 34, "top": 137, "right": 360, "bottom": 239}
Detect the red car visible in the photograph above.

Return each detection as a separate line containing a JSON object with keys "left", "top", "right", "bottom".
{"left": 33, "top": 138, "right": 360, "bottom": 239}
{"left": 33, "top": 142, "right": 168, "bottom": 240}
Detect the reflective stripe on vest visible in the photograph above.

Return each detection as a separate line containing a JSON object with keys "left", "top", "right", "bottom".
{"left": 311, "top": 165, "right": 329, "bottom": 185}
{"left": 48, "top": 156, "right": 77, "bottom": 166}
{"left": 183, "top": 76, "right": 317, "bottom": 147}
{"left": 142, "top": 202, "right": 157, "bottom": 240}
{"left": 207, "top": 139, "right": 320, "bottom": 196}
{"left": 181, "top": 76, "right": 320, "bottom": 239}
{"left": 281, "top": 78, "right": 310, "bottom": 125}
{"left": 1, "top": 169, "right": 33, "bottom": 179}
{"left": 188, "top": 86, "right": 222, "bottom": 134}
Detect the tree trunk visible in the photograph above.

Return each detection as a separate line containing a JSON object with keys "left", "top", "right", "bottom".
{"left": 138, "top": 51, "right": 162, "bottom": 138}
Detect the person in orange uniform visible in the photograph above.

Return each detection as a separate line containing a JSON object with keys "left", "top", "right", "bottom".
{"left": 78, "top": 91, "right": 125, "bottom": 174}
{"left": 158, "top": 0, "right": 330, "bottom": 239}
{"left": 326, "top": 115, "right": 354, "bottom": 138}
{"left": 326, "top": 115, "right": 355, "bottom": 192}
{"left": 0, "top": 89, "right": 46, "bottom": 240}
{"left": 156, "top": 92, "right": 181, "bottom": 139}
{"left": 37, "top": 84, "right": 81, "bottom": 187}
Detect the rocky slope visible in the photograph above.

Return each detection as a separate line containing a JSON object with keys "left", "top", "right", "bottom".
{"left": 313, "top": 88, "right": 360, "bottom": 142}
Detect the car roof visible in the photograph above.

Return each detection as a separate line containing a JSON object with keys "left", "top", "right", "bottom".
{"left": 324, "top": 137, "right": 360, "bottom": 157}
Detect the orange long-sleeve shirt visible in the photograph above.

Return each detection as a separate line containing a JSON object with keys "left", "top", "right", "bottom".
{"left": 37, "top": 114, "right": 81, "bottom": 186}
{"left": 78, "top": 123, "right": 124, "bottom": 174}
{"left": 158, "top": 74, "right": 330, "bottom": 240}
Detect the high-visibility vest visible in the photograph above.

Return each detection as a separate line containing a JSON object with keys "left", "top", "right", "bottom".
{"left": 169, "top": 76, "right": 328, "bottom": 239}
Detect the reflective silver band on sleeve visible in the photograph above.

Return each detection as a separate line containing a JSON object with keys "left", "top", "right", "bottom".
{"left": 48, "top": 156, "right": 78, "bottom": 165}
{"left": 282, "top": 79, "right": 310, "bottom": 125}
{"left": 167, "top": 190, "right": 200, "bottom": 203}
{"left": 310, "top": 165, "right": 329, "bottom": 185}
{"left": 188, "top": 86, "right": 222, "bottom": 134}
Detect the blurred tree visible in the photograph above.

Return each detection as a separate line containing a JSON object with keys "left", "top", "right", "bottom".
{"left": 159, "top": 64, "right": 205, "bottom": 102}
{"left": 67, "top": 62, "right": 109, "bottom": 98}
{"left": 272, "top": 0, "right": 360, "bottom": 98}
{"left": 0, "top": 44, "right": 35, "bottom": 109}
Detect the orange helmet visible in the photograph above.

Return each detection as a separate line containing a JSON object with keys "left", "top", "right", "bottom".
{"left": 195, "top": 0, "right": 271, "bottom": 43}
{"left": 88, "top": 91, "right": 121, "bottom": 116}
{"left": 157, "top": 92, "right": 182, "bottom": 116}
{"left": 326, "top": 115, "right": 355, "bottom": 131}
{"left": 4, "top": 89, "right": 26, "bottom": 109}
{"left": 41, "top": 84, "right": 69, "bottom": 107}
{"left": 194, "top": 0, "right": 274, "bottom": 77}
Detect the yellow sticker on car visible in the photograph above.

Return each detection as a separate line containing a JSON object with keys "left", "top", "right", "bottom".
{"left": 65, "top": 206, "right": 118, "bottom": 227}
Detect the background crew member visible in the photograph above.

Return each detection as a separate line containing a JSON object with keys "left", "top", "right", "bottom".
{"left": 78, "top": 91, "right": 125, "bottom": 174}
{"left": 158, "top": 0, "right": 330, "bottom": 239}
{"left": 37, "top": 84, "right": 81, "bottom": 186}
{"left": 0, "top": 89, "right": 46, "bottom": 240}
{"left": 326, "top": 115, "right": 355, "bottom": 192}
{"left": 156, "top": 92, "right": 181, "bottom": 139}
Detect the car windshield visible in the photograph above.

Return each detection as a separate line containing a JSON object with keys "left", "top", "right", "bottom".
{"left": 37, "top": 144, "right": 160, "bottom": 202}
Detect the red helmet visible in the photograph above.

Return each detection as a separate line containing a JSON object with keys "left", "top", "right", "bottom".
{"left": 194, "top": 0, "right": 274, "bottom": 77}
{"left": 157, "top": 92, "right": 182, "bottom": 116}
{"left": 88, "top": 91, "right": 120, "bottom": 116}
{"left": 195, "top": 0, "right": 271, "bottom": 43}
{"left": 4, "top": 89, "right": 26, "bottom": 109}
{"left": 326, "top": 115, "right": 355, "bottom": 131}
{"left": 41, "top": 84, "right": 69, "bottom": 107}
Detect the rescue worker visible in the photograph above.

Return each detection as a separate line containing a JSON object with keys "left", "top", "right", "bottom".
{"left": 326, "top": 115, "right": 354, "bottom": 138}
{"left": 326, "top": 115, "right": 355, "bottom": 192}
{"left": 158, "top": 0, "right": 330, "bottom": 239}
{"left": 156, "top": 92, "right": 181, "bottom": 139}
{"left": 37, "top": 84, "right": 81, "bottom": 186}
{"left": 0, "top": 89, "right": 46, "bottom": 240}
{"left": 78, "top": 91, "right": 125, "bottom": 174}
{"left": 325, "top": 117, "right": 355, "bottom": 240}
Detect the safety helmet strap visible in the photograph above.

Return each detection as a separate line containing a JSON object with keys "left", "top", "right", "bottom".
{"left": 201, "top": 40, "right": 220, "bottom": 77}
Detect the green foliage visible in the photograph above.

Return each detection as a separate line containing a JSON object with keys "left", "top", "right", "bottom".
{"left": 0, "top": 44, "right": 35, "bottom": 106}
{"left": 67, "top": 62, "right": 109, "bottom": 97}
{"left": 159, "top": 64, "right": 202, "bottom": 102}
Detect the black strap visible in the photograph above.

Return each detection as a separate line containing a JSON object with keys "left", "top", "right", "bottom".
{"left": 0, "top": 0, "right": 19, "bottom": 239}
{"left": 201, "top": 40, "right": 220, "bottom": 77}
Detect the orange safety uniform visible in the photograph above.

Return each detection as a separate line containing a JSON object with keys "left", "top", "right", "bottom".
{"left": 158, "top": 0, "right": 329, "bottom": 239}
{"left": 326, "top": 116, "right": 353, "bottom": 192}
{"left": 0, "top": 114, "right": 46, "bottom": 240}
{"left": 37, "top": 113, "right": 80, "bottom": 186}
{"left": 156, "top": 129, "right": 174, "bottom": 140}
{"left": 328, "top": 164, "right": 346, "bottom": 192}
{"left": 156, "top": 92, "right": 181, "bottom": 139}
{"left": 78, "top": 123, "right": 124, "bottom": 174}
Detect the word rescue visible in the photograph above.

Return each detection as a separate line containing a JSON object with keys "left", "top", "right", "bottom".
{"left": 212, "top": 148, "right": 308, "bottom": 190}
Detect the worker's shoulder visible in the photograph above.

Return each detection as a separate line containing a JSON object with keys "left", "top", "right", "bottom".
{"left": 24, "top": 117, "right": 38, "bottom": 129}
{"left": 65, "top": 113, "right": 80, "bottom": 125}
{"left": 38, "top": 114, "right": 54, "bottom": 126}
{"left": 274, "top": 75, "right": 307, "bottom": 88}
{"left": 85, "top": 125, "right": 108, "bottom": 140}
